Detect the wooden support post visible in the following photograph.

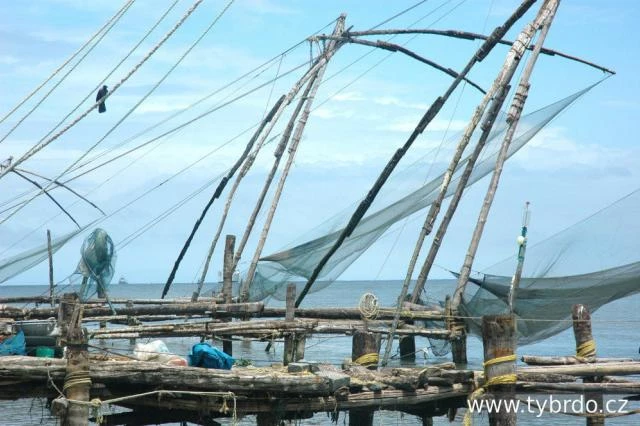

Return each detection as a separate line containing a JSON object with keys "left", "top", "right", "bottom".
{"left": 126, "top": 300, "right": 136, "bottom": 346}
{"left": 481, "top": 314, "right": 517, "bottom": 426}
{"left": 399, "top": 333, "right": 416, "bottom": 362}
{"left": 283, "top": 283, "right": 305, "bottom": 365}
{"left": 352, "top": 329, "right": 380, "bottom": 370}
{"left": 349, "top": 409, "right": 374, "bottom": 426}
{"left": 47, "top": 229, "right": 55, "bottom": 307}
{"left": 222, "top": 235, "right": 235, "bottom": 357}
{"left": 446, "top": 296, "right": 467, "bottom": 365}
{"left": 572, "top": 304, "right": 604, "bottom": 426}
{"left": 58, "top": 293, "right": 90, "bottom": 426}
{"left": 256, "top": 412, "right": 278, "bottom": 426}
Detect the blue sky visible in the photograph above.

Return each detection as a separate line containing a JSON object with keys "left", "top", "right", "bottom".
{"left": 0, "top": 0, "right": 638, "bottom": 290}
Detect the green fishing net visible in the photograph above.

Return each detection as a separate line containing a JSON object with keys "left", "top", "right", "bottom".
{"left": 248, "top": 85, "right": 597, "bottom": 306}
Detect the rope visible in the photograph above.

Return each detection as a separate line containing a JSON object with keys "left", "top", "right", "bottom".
{"left": 0, "top": 0, "right": 206, "bottom": 189}
{"left": 576, "top": 339, "right": 596, "bottom": 361}
{"left": 463, "top": 354, "right": 517, "bottom": 426}
{"left": 62, "top": 371, "right": 92, "bottom": 392}
{"left": 483, "top": 353, "right": 516, "bottom": 368}
{"left": 0, "top": 0, "right": 134, "bottom": 128}
{"left": 354, "top": 352, "right": 379, "bottom": 367}
{"left": 0, "top": 0, "right": 234, "bottom": 227}
{"left": 358, "top": 293, "right": 379, "bottom": 319}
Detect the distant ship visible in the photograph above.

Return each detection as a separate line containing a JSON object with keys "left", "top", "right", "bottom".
{"left": 117, "top": 276, "right": 129, "bottom": 285}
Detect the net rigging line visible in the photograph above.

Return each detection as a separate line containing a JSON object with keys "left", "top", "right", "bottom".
{"left": 0, "top": 19, "right": 337, "bottom": 215}
{"left": 0, "top": 0, "right": 234, "bottom": 226}
{"left": 0, "top": 0, "right": 135, "bottom": 129}
{"left": 35, "top": 0, "right": 183, "bottom": 149}
{"left": 0, "top": 0, "right": 136, "bottom": 146}
{"left": 0, "top": 55, "right": 287, "bottom": 215}
{"left": 0, "top": 0, "right": 207, "bottom": 186}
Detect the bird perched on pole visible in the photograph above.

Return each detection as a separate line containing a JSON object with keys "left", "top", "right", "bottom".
{"left": 96, "top": 85, "right": 108, "bottom": 113}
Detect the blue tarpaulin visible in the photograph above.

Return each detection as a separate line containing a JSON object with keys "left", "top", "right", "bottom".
{"left": 0, "top": 330, "right": 26, "bottom": 356}
{"left": 188, "top": 342, "right": 234, "bottom": 369}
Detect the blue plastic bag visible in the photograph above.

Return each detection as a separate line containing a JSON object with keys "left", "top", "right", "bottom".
{"left": 189, "top": 342, "right": 234, "bottom": 369}
{"left": 0, "top": 330, "right": 27, "bottom": 356}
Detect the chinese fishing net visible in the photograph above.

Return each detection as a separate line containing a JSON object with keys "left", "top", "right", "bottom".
{"left": 460, "top": 187, "right": 640, "bottom": 345}
{"left": 73, "top": 228, "right": 117, "bottom": 312}
{"left": 246, "top": 84, "right": 597, "bottom": 306}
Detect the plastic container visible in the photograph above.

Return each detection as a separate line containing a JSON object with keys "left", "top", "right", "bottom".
{"left": 35, "top": 346, "right": 55, "bottom": 358}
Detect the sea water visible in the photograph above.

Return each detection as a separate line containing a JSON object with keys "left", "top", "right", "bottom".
{"left": 1, "top": 280, "right": 639, "bottom": 425}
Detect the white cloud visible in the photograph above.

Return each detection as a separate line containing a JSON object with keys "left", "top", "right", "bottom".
{"left": 379, "top": 117, "right": 468, "bottom": 133}
{"left": 311, "top": 107, "right": 355, "bottom": 119}
{"left": 0, "top": 55, "right": 19, "bottom": 65}
{"left": 373, "top": 96, "right": 430, "bottom": 110}
{"left": 513, "top": 126, "right": 635, "bottom": 172}
{"left": 332, "top": 91, "right": 366, "bottom": 102}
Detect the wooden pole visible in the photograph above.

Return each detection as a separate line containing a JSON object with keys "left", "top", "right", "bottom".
{"left": 61, "top": 293, "right": 90, "bottom": 426}
{"left": 241, "top": 15, "right": 346, "bottom": 301}
{"left": 352, "top": 329, "right": 380, "bottom": 370}
{"left": 482, "top": 314, "right": 517, "bottom": 426}
{"left": 234, "top": 72, "right": 319, "bottom": 297}
{"left": 191, "top": 95, "right": 286, "bottom": 302}
{"left": 47, "top": 229, "right": 55, "bottom": 307}
{"left": 222, "top": 235, "right": 235, "bottom": 357}
{"left": 573, "top": 304, "right": 604, "bottom": 426}
{"left": 296, "top": 0, "right": 539, "bottom": 309}
{"left": 283, "top": 283, "right": 305, "bottom": 365}
{"left": 451, "top": 0, "right": 560, "bottom": 364}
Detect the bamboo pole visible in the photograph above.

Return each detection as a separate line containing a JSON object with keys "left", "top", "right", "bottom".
{"left": 191, "top": 95, "right": 285, "bottom": 302}
{"left": 450, "top": 0, "right": 560, "bottom": 363}
{"left": 327, "top": 28, "right": 614, "bottom": 74}
{"left": 234, "top": 74, "right": 320, "bottom": 300}
{"left": 296, "top": 0, "right": 538, "bottom": 309}
{"left": 222, "top": 235, "right": 235, "bottom": 356}
{"left": 241, "top": 15, "right": 346, "bottom": 301}
{"left": 337, "top": 37, "right": 486, "bottom": 94}
{"left": 163, "top": 24, "right": 342, "bottom": 299}
{"left": 508, "top": 202, "right": 530, "bottom": 313}
{"left": 47, "top": 229, "right": 54, "bottom": 307}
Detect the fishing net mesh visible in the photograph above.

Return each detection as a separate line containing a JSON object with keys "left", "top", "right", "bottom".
{"left": 247, "top": 85, "right": 595, "bottom": 308}
{"left": 0, "top": 228, "right": 83, "bottom": 284}
{"left": 460, "top": 188, "right": 640, "bottom": 345}
{"left": 74, "top": 228, "right": 116, "bottom": 301}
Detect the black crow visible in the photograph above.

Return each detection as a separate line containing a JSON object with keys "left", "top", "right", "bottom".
{"left": 96, "top": 85, "right": 108, "bottom": 113}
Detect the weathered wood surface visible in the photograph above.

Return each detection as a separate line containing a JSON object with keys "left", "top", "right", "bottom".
{"left": 520, "top": 362, "right": 640, "bottom": 376}
{"left": 110, "top": 384, "right": 473, "bottom": 413}
{"left": 0, "top": 357, "right": 343, "bottom": 395}
{"left": 262, "top": 307, "right": 444, "bottom": 321}
{"left": 89, "top": 319, "right": 318, "bottom": 339}
{"left": 0, "top": 296, "right": 223, "bottom": 305}
{"left": 87, "top": 318, "right": 449, "bottom": 340}
{"left": 2, "top": 301, "right": 263, "bottom": 319}
{"left": 522, "top": 355, "right": 634, "bottom": 366}
{"left": 482, "top": 314, "right": 516, "bottom": 426}
{"left": 518, "top": 381, "right": 640, "bottom": 394}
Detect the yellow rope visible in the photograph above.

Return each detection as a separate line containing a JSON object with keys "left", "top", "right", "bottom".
{"left": 463, "top": 355, "right": 517, "bottom": 426}
{"left": 354, "top": 352, "right": 379, "bottom": 366}
{"left": 483, "top": 354, "right": 517, "bottom": 368}
{"left": 576, "top": 339, "right": 596, "bottom": 361}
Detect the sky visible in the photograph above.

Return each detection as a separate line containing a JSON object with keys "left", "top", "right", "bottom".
{"left": 0, "top": 0, "right": 639, "bottom": 294}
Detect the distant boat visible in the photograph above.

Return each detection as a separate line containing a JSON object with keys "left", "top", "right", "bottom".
{"left": 117, "top": 276, "right": 128, "bottom": 285}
